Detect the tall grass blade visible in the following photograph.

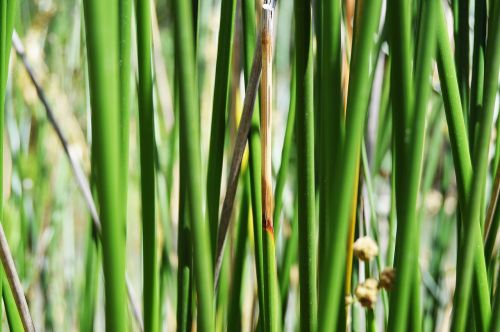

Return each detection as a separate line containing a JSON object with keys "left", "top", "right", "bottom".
{"left": 490, "top": 270, "right": 500, "bottom": 332}
{"left": 452, "top": 0, "right": 469, "bottom": 121}
{"left": 227, "top": 175, "right": 250, "bottom": 331}
{"left": 261, "top": 4, "right": 280, "bottom": 331}
{"left": 317, "top": 0, "right": 343, "bottom": 282}
{"left": 136, "top": 0, "right": 160, "bottom": 330}
{"left": 82, "top": 0, "right": 128, "bottom": 329}
{"left": 387, "top": 0, "right": 413, "bottom": 272}
{"left": 214, "top": 35, "right": 261, "bottom": 288}
{"left": 294, "top": 0, "right": 317, "bottom": 329}
{"left": 469, "top": 0, "right": 486, "bottom": 143}
{"left": 241, "top": 0, "right": 265, "bottom": 321}
{"left": 0, "top": 1, "right": 16, "bottom": 327}
{"left": 206, "top": 0, "right": 238, "bottom": 256}
{"left": 279, "top": 200, "right": 298, "bottom": 317}
{"left": 80, "top": 221, "right": 100, "bottom": 331}
{"left": 118, "top": 0, "right": 131, "bottom": 238}
{"left": 451, "top": 2, "right": 500, "bottom": 330}
{"left": 318, "top": 0, "right": 382, "bottom": 329}
{"left": 273, "top": 62, "right": 296, "bottom": 235}
{"left": 2, "top": 273, "right": 22, "bottom": 331}
{"left": 173, "top": 0, "right": 214, "bottom": 329}
{"left": 435, "top": 5, "right": 492, "bottom": 328}
{"left": 177, "top": 160, "right": 193, "bottom": 332}
{"left": 388, "top": 0, "right": 437, "bottom": 328}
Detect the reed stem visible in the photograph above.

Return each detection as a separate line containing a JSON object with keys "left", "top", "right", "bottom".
{"left": 136, "top": 0, "right": 159, "bottom": 329}
{"left": 261, "top": 4, "right": 280, "bottom": 331}
{"left": 436, "top": 6, "right": 492, "bottom": 329}
{"left": 82, "top": 0, "right": 128, "bottom": 328}
{"left": 173, "top": 0, "right": 214, "bottom": 329}
{"left": 206, "top": 0, "right": 238, "bottom": 256}
{"left": 294, "top": 0, "right": 317, "bottom": 329}
{"left": 318, "top": 0, "right": 382, "bottom": 329}
{"left": 451, "top": 2, "right": 500, "bottom": 330}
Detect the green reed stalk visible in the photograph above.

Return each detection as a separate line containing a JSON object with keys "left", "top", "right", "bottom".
{"left": 177, "top": 166, "right": 193, "bottom": 332}
{"left": 0, "top": 7, "right": 14, "bottom": 318}
{"left": 176, "top": 75, "right": 193, "bottom": 329}
{"left": 386, "top": 8, "right": 414, "bottom": 316}
{"left": 373, "top": 59, "right": 391, "bottom": 176}
{"left": 175, "top": 4, "right": 197, "bottom": 329}
{"left": 346, "top": 157, "right": 360, "bottom": 326}
{"left": 227, "top": 175, "right": 250, "bottom": 331}
{"left": 314, "top": 0, "right": 322, "bottom": 180}
{"left": 0, "top": 0, "right": 15, "bottom": 96}
{"left": 2, "top": 274, "right": 22, "bottom": 331}
{"left": 469, "top": 0, "right": 486, "bottom": 144}
{"left": 490, "top": 270, "right": 500, "bottom": 332}
{"left": 420, "top": 102, "right": 445, "bottom": 197}
{"left": 136, "top": 0, "right": 159, "bottom": 330}
{"left": 485, "top": 202, "right": 500, "bottom": 265}
{"left": 80, "top": 223, "right": 100, "bottom": 332}
{"left": 118, "top": 0, "right": 131, "bottom": 231}
{"left": 361, "top": 141, "right": 388, "bottom": 318}
{"left": 387, "top": 141, "right": 397, "bottom": 268}
{"left": 453, "top": 0, "right": 469, "bottom": 120}
{"left": 262, "top": 234, "right": 279, "bottom": 332}
{"left": 206, "top": 0, "right": 237, "bottom": 256}
{"left": 241, "top": 0, "right": 265, "bottom": 323}
{"left": 80, "top": 152, "right": 99, "bottom": 332}
{"left": 273, "top": 63, "right": 296, "bottom": 236}
{"left": 82, "top": 0, "right": 128, "bottom": 329}
{"left": 451, "top": 2, "right": 500, "bottom": 331}
{"left": 317, "top": 0, "right": 343, "bottom": 282}
{"left": 294, "top": 0, "right": 317, "bottom": 330}
{"left": 318, "top": 0, "right": 382, "bottom": 329}
{"left": 387, "top": 0, "right": 436, "bottom": 329}
{"left": 261, "top": 5, "right": 280, "bottom": 331}
{"left": 173, "top": 0, "right": 214, "bottom": 330}
{"left": 387, "top": 0, "right": 413, "bottom": 232}
{"left": 0, "top": 1, "right": 15, "bottom": 327}
{"left": 216, "top": 242, "right": 230, "bottom": 329}
{"left": 248, "top": 123, "right": 265, "bottom": 330}
{"left": 436, "top": 7, "right": 472, "bottom": 205}
{"left": 436, "top": 5, "right": 492, "bottom": 330}
{"left": 279, "top": 201, "right": 298, "bottom": 317}
{"left": 494, "top": 104, "right": 500, "bottom": 177}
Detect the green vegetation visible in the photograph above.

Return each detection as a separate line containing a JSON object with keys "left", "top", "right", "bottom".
{"left": 0, "top": 0, "right": 497, "bottom": 331}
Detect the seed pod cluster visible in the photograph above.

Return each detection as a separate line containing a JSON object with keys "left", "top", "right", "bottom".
{"left": 353, "top": 236, "right": 379, "bottom": 262}
{"left": 355, "top": 278, "right": 379, "bottom": 308}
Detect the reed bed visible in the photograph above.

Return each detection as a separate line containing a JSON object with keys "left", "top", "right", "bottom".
{"left": 0, "top": 0, "right": 498, "bottom": 331}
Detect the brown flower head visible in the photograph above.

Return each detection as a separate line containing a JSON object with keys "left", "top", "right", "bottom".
{"left": 355, "top": 278, "right": 378, "bottom": 308}
{"left": 379, "top": 268, "right": 396, "bottom": 290}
